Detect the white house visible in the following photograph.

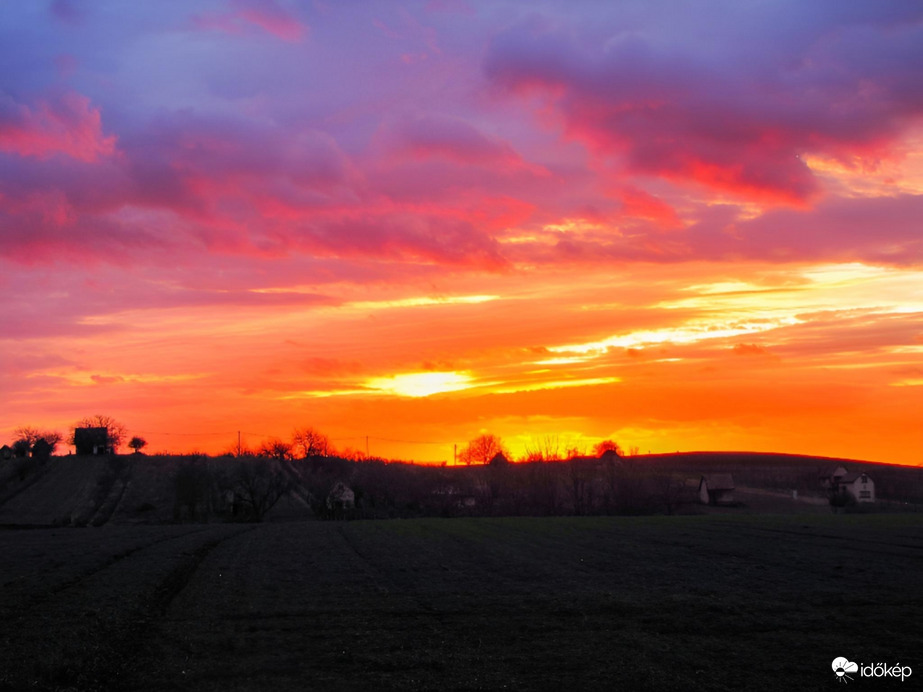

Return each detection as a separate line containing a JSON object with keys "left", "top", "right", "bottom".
{"left": 836, "top": 472, "right": 875, "bottom": 503}
{"left": 326, "top": 482, "right": 355, "bottom": 510}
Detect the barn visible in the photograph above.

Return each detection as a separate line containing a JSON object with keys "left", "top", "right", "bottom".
{"left": 698, "top": 474, "right": 736, "bottom": 505}
{"left": 74, "top": 427, "right": 111, "bottom": 455}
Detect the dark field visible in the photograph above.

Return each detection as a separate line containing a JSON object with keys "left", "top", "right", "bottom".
{"left": 1, "top": 515, "right": 921, "bottom": 691}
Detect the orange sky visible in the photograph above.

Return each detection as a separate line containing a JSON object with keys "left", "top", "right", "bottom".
{"left": 7, "top": 259, "right": 922, "bottom": 464}
{"left": 2, "top": 2, "right": 922, "bottom": 465}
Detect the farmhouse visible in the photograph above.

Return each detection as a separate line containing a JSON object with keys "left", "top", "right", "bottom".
{"left": 0, "top": 444, "right": 11, "bottom": 460}
{"left": 326, "top": 482, "right": 355, "bottom": 510}
{"left": 835, "top": 472, "right": 875, "bottom": 503}
{"left": 698, "top": 474, "right": 736, "bottom": 505}
{"left": 74, "top": 427, "right": 111, "bottom": 455}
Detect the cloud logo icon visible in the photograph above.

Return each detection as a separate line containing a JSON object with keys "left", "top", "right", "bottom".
{"left": 832, "top": 657, "right": 859, "bottom": 680}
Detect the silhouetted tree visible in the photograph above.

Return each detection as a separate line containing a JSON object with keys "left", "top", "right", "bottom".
{"left": 460, "top": 433, "right": 508, "bottom": 465}
{"left": 593, "top": 439, "right": 623, "bottom": 457}
{"left": 128, "top": 436, "right": 148, "bottom": 454}
{"left": 174, "top": 458, "right": 215, "bottom": 521}
{"left": 13, "top": 427, "right": 62, "bottom": 456}
{"left": 31, "top": 439, "right": 53, "bottom": 461}
{"left": 522, "top": 460, "right": 561, "bottom": 515}
{"left": 292, "top": 427, "right": 330, "bottom": 458}
{"left": 230, "top": 458, "right": 293, "bottom": 521}
{"left": 523, "top": 435, "right": 561, "bottom": 462}
{"left": 70, "top": 415, "right": 126, "bottom": 452}
{"left": 651, "top": 471, "right": 686, "bottom": 515}
{"left": 567, "top": 458, "right": 597, "bottom": 515}
{"left": 258, "top": 438, "right": 293, "bottom": 461}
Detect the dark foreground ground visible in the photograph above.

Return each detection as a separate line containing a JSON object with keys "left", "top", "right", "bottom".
{"left": 1, "top": 515, "right": 921, "bottom": 691}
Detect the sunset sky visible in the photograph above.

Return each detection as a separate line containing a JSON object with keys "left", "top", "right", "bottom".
{"left": 2, "top": 1, "right": 922, "bottom": 464}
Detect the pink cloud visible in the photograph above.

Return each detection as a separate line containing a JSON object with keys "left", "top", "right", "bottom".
{"left": 381, "top": 114, "right": 552, "bottom": 186}
{"left": 191, "top": 0, "right": 307, "bottom": 42}
{"left": 615, "top": 187, "right": 682, "bottom": 230}
{"left": 0, "top": 92, "right": 116, "bottom": 162}
{"left": 391, "top": 114, "right": 521, "bottom": 165}
{"left": 484, "top": 17, "right": 923, "bottom": 206}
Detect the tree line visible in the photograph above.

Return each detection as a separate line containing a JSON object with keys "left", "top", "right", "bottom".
{"left": 5, "top": 415, "right": 149, "bottom": 459}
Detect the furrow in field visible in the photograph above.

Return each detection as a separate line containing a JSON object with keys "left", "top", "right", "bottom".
{"left": 0, "top": 524, "right": 251, "bottom": 691}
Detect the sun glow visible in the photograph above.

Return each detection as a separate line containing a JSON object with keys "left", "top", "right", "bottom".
{"left": 365, "top": 371, "right": 475, "bottom": 398}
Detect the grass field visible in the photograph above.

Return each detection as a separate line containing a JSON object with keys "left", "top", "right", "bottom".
{"left": 1, "top": 514, "right": 921, "bottom": 691}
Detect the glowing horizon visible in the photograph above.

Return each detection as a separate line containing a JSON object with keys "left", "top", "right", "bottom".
{"left": 2, "top": 1, "right": 922, "bottom": 465}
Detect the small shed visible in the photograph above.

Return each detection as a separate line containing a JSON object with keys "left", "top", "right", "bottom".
{"left": 698, "top": 474, "right": 736, "bottom": 505}
{"left": 0, "top": 444, "right": 11, "bottom": 460}
{"left": 836, "top": 472, "right": 875, "bottom": 503}
{"left": 488, "top": 452, "right": 510, "bottom": 467}
{"left": 599, "top": 448, "right": 622, "bottom": 461}
{"left": 326, "top": 482, "right": 355, "bottom": 510}
{"left": 74, "top": 427, "right": 111, "bottom": 455}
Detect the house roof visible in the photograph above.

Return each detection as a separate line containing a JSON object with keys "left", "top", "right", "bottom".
{"left": 328, "top": 481, "right": 354, "bottom": 499}
{"left": 701, "top": 473, "right": 735, "bottom": 491}
{"left": 839, "top": 472, "right": 869, "bottom": 484}
{"left": 75, "top": 427, "right": 109, "bottom": 441}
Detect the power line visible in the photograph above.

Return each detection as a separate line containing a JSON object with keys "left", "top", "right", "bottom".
{"left": 130, "top": 429, "right": 237, "bottom": 437}
{"left": 125, "top": 428, "right": 453, "bottom": 451}
{"left": 368, "top": 436, "right": 447, "bottom": 446}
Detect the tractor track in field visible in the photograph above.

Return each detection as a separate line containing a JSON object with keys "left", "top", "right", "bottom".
{"left": 81, "top": 525, "right": 259, "bottom": 691}
{"left": 0, "top": 525, "right": 218, "bottom": 617}
{"left": 0, "top": 524, "right": 258, "bottom": 692}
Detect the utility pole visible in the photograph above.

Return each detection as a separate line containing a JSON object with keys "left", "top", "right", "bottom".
{"left": 237, "top": 431, "right": 242, "bottom": 457}
{"left": 366, "top": 435, "right": 369, "bottom": 459}
{"left": 454, "top": 443, "right": 457, "bottom": 466}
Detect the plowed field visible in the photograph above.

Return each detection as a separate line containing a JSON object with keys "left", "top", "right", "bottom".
{"left": 1, "top": 515, "right": 921, "bottom": 691}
